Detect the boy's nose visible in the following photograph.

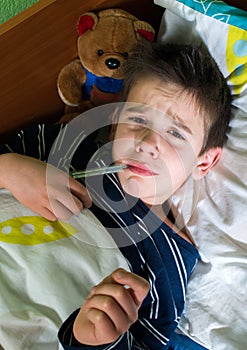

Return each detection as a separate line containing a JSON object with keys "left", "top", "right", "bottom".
{"left": 135, "top": 130, "right": 160, "bottom": 159}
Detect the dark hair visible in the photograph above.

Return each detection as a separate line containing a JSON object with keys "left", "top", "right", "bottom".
{"left": 121, "top": 41, "right": 232, "bottom": 155}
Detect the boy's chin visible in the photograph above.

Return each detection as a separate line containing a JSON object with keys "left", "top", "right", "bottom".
{"left": 122, "top": 178, "right": 166, "bottom": 205}
{"left": 121, "top": 178, "right": 141, "bottom": 198}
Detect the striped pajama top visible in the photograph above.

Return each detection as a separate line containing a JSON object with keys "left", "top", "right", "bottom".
{"left": 0, "top": 122, "right": 200, "bottom": 349}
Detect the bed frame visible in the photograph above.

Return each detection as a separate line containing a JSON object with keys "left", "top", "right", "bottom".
{"left": 0, "top": 0, "right": 245, "bottom": 141}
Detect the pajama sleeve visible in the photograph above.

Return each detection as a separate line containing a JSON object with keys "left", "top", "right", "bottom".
{"left": 0, "top": 123, "right": 64, "bottom": 161}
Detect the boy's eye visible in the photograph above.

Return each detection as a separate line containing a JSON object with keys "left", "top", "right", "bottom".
{"left": 168, "top": 129, "right": 185, "bottom": 140}
{"left": 128, "top": 115, "right": 147, "bottom": 125}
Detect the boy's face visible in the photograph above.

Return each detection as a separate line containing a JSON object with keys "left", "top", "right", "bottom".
{"left": 112, "top": 77, "right": 219, "bottom": 205}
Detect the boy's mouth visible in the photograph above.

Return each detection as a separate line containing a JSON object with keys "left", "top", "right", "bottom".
{"left": 124, "top": 161, "right": 157, "bottom": 176}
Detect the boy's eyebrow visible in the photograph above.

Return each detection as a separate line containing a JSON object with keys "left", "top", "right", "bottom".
{"left": 122, "top": 105, "right": 193, "bottom": 135}
{"left": 122, "top": 105, "right": 148, "bottom": 115}
{"left": 166, "top": 107, "right": 193, "bottom": 135}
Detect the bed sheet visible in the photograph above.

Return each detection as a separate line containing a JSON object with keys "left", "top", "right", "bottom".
{"left": 154, "top": 0, "right": 247, "bottom": 349}
{"left": 0, "top": 189, "right": 129, "bottom": 350}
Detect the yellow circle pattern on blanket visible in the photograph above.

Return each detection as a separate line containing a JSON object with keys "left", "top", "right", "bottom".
{"left": 226, "top": 25, "right": 247, "bottom": 95}
{"left": 0, "top": 216, "right": 78, "bottom": 245}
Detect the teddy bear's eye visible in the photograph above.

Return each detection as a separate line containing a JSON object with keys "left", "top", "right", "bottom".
{"left": 98, "top": 49, "right": 104, "bottom": 56}
{"left": 121, "top": 52, "right": 128, "bottom": 58}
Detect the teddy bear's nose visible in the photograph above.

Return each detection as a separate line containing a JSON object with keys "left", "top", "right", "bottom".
{"left": 105, "top": 58, "right": 120, "bottom": 70}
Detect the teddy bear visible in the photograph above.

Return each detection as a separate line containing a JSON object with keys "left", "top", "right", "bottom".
{"left": 57, "top": 8, "right": 155, "bottom": 122}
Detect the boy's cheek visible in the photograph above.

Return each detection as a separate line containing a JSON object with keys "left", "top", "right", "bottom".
{"left": 112, "top": 138, "right": 130, "bottom": 159}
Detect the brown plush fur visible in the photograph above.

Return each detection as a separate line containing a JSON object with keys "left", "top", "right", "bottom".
{"left": 57, "top": 9, "right": 155, "bottom": 123}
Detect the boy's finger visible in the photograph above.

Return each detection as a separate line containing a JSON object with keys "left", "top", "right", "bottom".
{"left": 87, "top": 282, "right": 138, "bottom": 324}
{"left": 39, "top": 207, "right": 57, "bottom": 221}
{"left": 49, "top": 199, "right": 74, "bottom": 221}
{"left": 78, "top": 308, "right": 117, "bottom": 345}
{"left": 51, "top": 186, "right": 90, "bottom": 218}
{"left": 87, "top": 308, "right": 116, "bottom": 342}
{"left": 103, "top": 268, "right": 150, "bottom": 306}
{"left": 85, "top": 294, "right": 133, "bottom": 334}
{"left": 69, "top": 178, "right": 92, "bottom": 208}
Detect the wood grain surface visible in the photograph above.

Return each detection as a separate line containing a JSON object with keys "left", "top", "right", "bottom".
{"left": 0, "top": 0, "right": 163, "bottom": 138}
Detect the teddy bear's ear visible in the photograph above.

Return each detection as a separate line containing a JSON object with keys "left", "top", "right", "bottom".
{"left": 77, "top": 12, "right": 98, "bottom": 36}
{"left": 134, "top": 21, "right": 155, "bottom": 42}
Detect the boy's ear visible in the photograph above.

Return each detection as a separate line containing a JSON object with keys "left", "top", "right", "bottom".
{"left": 109, "top": 108, "right": 119, "bottom": 141}
{"left": 192, "top": 147, "right": 222, "bottom": 180}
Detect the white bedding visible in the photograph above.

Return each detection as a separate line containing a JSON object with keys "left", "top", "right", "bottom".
{"left": 155, "top": 0, "right": 247, "bottom": 348}
{"left": 0, "top": 189, "right": 129, "bottom": 350}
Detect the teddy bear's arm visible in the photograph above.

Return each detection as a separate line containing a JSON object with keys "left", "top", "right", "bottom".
{"left": 57, "top": 59, "right": 87, "bottom": 107}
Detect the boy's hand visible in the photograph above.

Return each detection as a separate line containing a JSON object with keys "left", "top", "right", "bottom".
{"left": 73, "top": 268, "right": 150, "bottom": 346}
{"left": 0, "top": 153, "right": 92, "bottom": 221}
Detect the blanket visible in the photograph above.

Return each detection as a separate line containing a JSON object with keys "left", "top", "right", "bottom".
{"left": 0, "top": 189, "right": 129, "bottom": 350}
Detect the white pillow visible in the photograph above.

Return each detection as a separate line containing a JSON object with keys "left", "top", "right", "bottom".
{"left": 155, "top": 0, "right": 247, "bottom": 110}
{"left": 154, "top": 1, "right": 247, "bottom": 349}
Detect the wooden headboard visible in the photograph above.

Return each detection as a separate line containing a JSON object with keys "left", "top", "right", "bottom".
{"left": 0, "top": 0, "right": 163, "bottom": 140}
{"left": 0, "top": 0, "right": 246, "bottom": 140}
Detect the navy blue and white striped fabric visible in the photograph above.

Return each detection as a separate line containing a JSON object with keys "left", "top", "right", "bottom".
{"left": 0, "top": 123, "right": 200, "bottom": 349}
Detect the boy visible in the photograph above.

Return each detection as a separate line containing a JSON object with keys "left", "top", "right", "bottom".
{"left": 0, "top": 42, "right": 232, "bottom": 349}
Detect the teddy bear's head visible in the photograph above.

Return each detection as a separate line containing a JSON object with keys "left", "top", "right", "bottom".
{"left": 57, "top": 9, "right": 155, "bottom": 122}
{"left": 77, "top": 8, "right": 155, "bottom": 79}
